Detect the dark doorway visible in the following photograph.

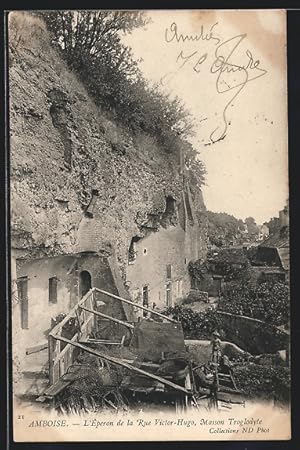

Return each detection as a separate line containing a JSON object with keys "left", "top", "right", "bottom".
{"left": 142, "top": 286, "right": 149, "bottom": 318}
{"left": 17, "top": 276, "right": 28, "bottom": 329}
{"left": 210, "top": 277, "right": 222, "bottom": 297}
{"left": 166, "top": 281, "right": 172, "bottom": 307}
{"left": 142, "top": 286, "right": 149, "bottom": 307}
{"left": 79, "top": 270, "right": 92, "bottom": 298}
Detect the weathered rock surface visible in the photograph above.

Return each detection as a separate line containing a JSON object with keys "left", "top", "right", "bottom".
{"left": 10, "top": 15, "right": 207, "bottom": 275}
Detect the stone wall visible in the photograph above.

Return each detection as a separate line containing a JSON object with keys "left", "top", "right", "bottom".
{"left": 127, "top": 219, "right": 196, "bottom": 309}
{"left": 217, "top": 311, "right": 289, "bottom": 355}
{"left": 12, "top": 252, "right": 133, "bottom": 374}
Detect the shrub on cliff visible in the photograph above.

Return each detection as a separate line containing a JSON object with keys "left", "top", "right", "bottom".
{"left": 36, "top": 12, "right": 198, "bottom": 154}
{"left": 219, "top": 281, "right": 290, "bottom": 327}
{"left": 164, "top": 305, "right": 222, "bottom": 339}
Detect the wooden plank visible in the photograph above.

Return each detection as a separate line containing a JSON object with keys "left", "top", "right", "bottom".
{"left": 53, "top": 332, "right": 79, "bottom": 365}
{"left": 217, "top": 310, "right": 290, "bottom": 335}
{"left": 217, "top": 392, "right": 246, "bottom": 404}
{"left": 121, "top": 376, "right": 165, "bottom": 392}
{"left": 230, "top": 373, "right": 238, "bottom": 390}
{"left": 79, "top": 305, "right": 134, "bottom": 329}
{"left": 79, "top": 340, "right": 124, "bottom": 346}
{"left": 91, "top": 291, "right": 97, "bottom": 332}
{"left": 65, "top": 347, "right": 72, "bottom": 373}
{"left": 218, "top": 373, "right": 232, "bottom": 378}
{"left": 53, "top": 335, "right": 190, "bottom": 394}
{"left": 49, "top": 289, "right": 95, "bottom": 338}
{"left": 48, "top": 334, "right": 57, "bottom": 385}
{"left": 106, "top": 358, "right": 159, "bottom": 369}
{"left": 80, "top": 312, "right": 94, "bottom": 337}
{"left": 39, "top": 378, "right": 73, "bottom": 398}
{"left": 59, "top": 357, "right": 64, "bottom": 378}
{"left": 75, "top": 308, "right": 82, "bottom": 333}
{"left": 53, "top": 362, "right": 60, "bottom": 386}
{"left": 94, "top": 288, "right": 176, "bottom": 323}
{"left": 26, "top": 342, "right": 48, "bottom": 355}
{"left": 218, "top": 386, "right": 245, "bottom": 395}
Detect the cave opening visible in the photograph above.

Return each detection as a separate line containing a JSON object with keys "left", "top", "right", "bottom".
{"left": 128, "top": 236, "right": 141, "bottom": 264}
{"left": 161, "top": 196, "right": 177, "bottom": 227}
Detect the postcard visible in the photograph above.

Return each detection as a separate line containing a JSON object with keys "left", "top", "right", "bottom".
{"left": 8, "top": 9, "right": 290, "bottom": 442}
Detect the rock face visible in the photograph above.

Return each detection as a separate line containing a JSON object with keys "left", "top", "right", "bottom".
{"left": 9, "top": 13, "right": 207, "bottom": 277}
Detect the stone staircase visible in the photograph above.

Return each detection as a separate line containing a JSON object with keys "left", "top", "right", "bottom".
{"left": 17, "top": 348, "right": 50, "bottom": 402}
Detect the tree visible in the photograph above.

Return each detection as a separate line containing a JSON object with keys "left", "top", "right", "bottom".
{"left": 184, "top": 142, "right": 206, "bottom": 186}
{"left": 39, "top": 11, "right": 148, "bottom": 67}
{"left": 245, "top": 216, "right": 259, "bottom": 239}
{"left": 206, "top": 211, "right": 246, "bottom": 247}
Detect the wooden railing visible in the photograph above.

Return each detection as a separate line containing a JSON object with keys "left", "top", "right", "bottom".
{"left": 48, "top": 288, "right": 96, "bottom": 385}
{"left": 93, "top": 288, "right": 177, "bottom": 323}
{"left": 48, "top": 287, "right": 176, "bottom": 386}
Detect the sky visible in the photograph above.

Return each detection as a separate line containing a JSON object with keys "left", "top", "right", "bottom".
{"left": 124, "top": 10, "right": 288, "bottom": 224}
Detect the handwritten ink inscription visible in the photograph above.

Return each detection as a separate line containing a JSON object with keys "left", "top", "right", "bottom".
{"left": 162, "top": 22, "right": 267, "bottom": 143}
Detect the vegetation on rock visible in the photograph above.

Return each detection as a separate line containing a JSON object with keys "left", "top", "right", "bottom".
{"left": 37, "top": 10, "right": 206, "bottom": 189}
{"left": 9, "top": 11, "right": 208, "bottom": 264}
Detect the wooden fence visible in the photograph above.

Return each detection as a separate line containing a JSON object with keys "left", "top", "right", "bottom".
{"left": 48, "top": 287, "right": 175, "bottom": 385}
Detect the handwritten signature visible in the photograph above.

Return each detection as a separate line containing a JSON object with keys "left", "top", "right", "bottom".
{"left": 165, "top": 21, "right": 220, "bottom": 45}
{"left": 162, "top": 22, "right": 268, "bottom": 143}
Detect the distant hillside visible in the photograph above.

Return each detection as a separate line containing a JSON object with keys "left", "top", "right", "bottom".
{"left": 205, "top": 211, "right": 245, "bottom": 247}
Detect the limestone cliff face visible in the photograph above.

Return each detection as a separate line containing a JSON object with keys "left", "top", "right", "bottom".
{"left": 10, "top": 16, "right": 207, "bottom": 276}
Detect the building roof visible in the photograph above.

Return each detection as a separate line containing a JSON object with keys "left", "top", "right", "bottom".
{"left": 277, "top": 247, "right": 290, "bottom": 272}
{"left": 260, "top": 229, "right": 289, "bottom": 249}
{"left": 259, "top": 227, "right": 290, "bottom": 272}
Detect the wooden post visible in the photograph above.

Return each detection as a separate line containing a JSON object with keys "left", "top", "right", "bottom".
{"left": 91, "top": 291, "right": 97, "bottom": 332}
{"left": 48, "top": 335, "right": 55, "bottom": 385}
{"left": 56, "top": 339, "right": 61, "bottom": 381}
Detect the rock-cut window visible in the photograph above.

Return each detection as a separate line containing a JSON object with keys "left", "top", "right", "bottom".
{"left": 49, "top": 277, "right": 58, "bottom": 304}
{"left": 166, "top": 264, "right": 172, "bottom": 280}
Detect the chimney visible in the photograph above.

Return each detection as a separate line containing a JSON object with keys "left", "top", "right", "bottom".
{"left": 279, "top": 205, "right": 289, "bottom": 229}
